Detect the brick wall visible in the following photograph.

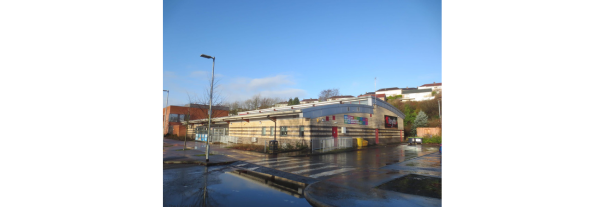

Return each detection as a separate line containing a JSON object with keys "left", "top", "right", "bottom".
{"left": 163, "top": 106, "right": 229, "bottom": 135}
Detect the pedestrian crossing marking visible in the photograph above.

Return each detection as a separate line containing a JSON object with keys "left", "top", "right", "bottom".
{"left": 261, "top": 160, "right": 309, "bottom": 168}
{"left": 308, "top": 168, "right": 355, "bottom": 178}
{"left": 289, "top": 165, "right": 338, "bottom": 174}
{"left": 245, "top": 158, "right": 295, "bottom": 163}
{"left": 245, "top": 157, "right": 297, "bottom": 163}
{"left": 276, "top": 163, "right": 324, "bottom": 171}
{"left": 251, "top": 159, "right": 297, "bottom": 165}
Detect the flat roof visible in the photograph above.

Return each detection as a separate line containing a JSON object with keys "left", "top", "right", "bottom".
{"left": 185, "top": 97, "right": 405, "bottom": 125}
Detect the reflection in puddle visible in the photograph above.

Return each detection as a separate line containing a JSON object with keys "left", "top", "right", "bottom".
{"left": 228, "top": 169, "right": 307, "bottom": 198}
{"left": 163, "top": 166, "right": 312, "bottom": 207}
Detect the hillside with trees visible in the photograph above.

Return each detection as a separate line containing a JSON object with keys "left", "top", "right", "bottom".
{"left": 387, "top": 91, "right": 441, "bottom": 137}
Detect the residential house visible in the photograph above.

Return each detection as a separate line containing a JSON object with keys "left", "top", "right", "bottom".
{"left": 300, "top": 98, "right": 319, "bottom": 104}
{"left": 358, "top": 92, "right": 386, "bottom": 101}
{"left": 326, "top": 95, "right": 355, "bottom": 101}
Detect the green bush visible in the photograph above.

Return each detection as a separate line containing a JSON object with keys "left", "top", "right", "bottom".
{"left": 422, "top": 135, "right": 442, "bottom": 144}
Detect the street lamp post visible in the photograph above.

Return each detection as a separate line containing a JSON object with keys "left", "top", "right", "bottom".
{"left": 200, "top": 54, "right": 215, "bottom": 163}
{"left": 163, "top": 90, "right": 169, "bottom": 136}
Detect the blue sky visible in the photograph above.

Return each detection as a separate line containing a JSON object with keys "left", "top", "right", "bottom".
{"left": 164, "top": 0, "right": 441, "bottom": 106}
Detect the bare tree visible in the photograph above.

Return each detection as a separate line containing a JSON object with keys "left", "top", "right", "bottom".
{"left": 318, "top": 88, "right": 340, "bottom": 101}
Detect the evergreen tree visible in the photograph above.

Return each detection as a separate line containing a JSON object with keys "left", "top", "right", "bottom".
{"left": 288, "top": 98, "right": 293, "bottom": 105}
{"left": 411, "top": 110, "right": 428, "bottom": 136}
{"left": 293, "top": 97, "right": 300, "bottom": 105}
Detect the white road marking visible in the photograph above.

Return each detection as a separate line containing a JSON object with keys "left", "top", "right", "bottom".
{"left": 247, "top": 167, "right": 259, "bottom": 171}
{"left": 245, "top": 157, "right": 297, "bottom": 163}
{"left": 276, "top": 163, "right": 324, "bottom": 171}
{"left": 265, "top": 160, "right": 310, "bottom": 168}
{"left": 289, "top": 165, "right": 338, "bottom": 174}
{"left": 308, "top": 168, "right": 356, "bottom": 178}
{"left": 252, "top": 159, "right": 299, "bottom": 165}
{"left": 235, "top": 164, "right": 247, "bottom": 167}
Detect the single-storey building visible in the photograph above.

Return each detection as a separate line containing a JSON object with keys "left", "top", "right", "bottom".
{"left": 184, "top": 97, "right": 405, "bottom": 147}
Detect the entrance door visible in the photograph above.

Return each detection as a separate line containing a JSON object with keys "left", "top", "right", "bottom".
{"left": 332, "top": 127, "right": 338, "bottom": 147}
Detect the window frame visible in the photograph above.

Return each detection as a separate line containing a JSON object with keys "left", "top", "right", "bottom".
{"left": 280, "top": 126, "right": 288, "bottom": 136}
{"left": 299, "top": 126, "right": 304, "bottom": 136}
{"left": 270, "top": 126, "right": 274, "bottom": 136}
{"left": 262, "top": 127, "right": 266, "bottom": 135}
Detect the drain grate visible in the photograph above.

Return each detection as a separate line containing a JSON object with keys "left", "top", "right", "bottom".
{"left": 376, "top": 174, "right": 441, "bottom": 199}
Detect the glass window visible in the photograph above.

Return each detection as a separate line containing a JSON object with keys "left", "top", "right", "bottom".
{"left": 299, "top": 126, "right": 304, "bottom": 136}
{"left": 169, "top": 114, "right": 179, "bottom": 122}
{"left": 280, "top": 126, "right": 288, "bottom": 136}
{"left": 262, "top": 127, "right": 266, "bottom": 135}
{"left": 270, "top": 127, "right": 274, "bottom": 136}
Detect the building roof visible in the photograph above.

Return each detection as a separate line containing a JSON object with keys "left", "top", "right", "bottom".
{"left": 420, "top": 82, "right": 442, "bottom": 87}
{"left": 328, "top": 95, "right": 354, "bottom": 99}
{"left": 301, "top": 99, "right": 318, "bottom": 102}
{"left": 185, "top": 97, "right": 405, "bottom": 125}
{"left": 376, "top": 87, "right": 400, "bottom": 92}
{"left": 166, "top": 104, "right": 229, "bottom": 111}
{"left": 358, "top": 94, "right": 386, "bottom": 98}
{"left": 400, "top": 88, "right": 433, "bottom": 94}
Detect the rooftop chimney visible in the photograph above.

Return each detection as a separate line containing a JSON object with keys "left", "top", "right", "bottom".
{"left": 433, "top": 82, "right": 435, "bottom": 84}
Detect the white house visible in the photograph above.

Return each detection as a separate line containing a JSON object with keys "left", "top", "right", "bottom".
{"left": 326, "top": 95, "right": 354, "bottom": 101}
{"left": 300, "top": 98, "right": 319, "bottom": 104}
{"left": 418, "top": 82, "right": 442, "bottom": 91}
{"left": 375, "top": 87, "right": 402, "bottom": 97}
{"left": 274, "top": 101, "right": 288, "bottom": 107}
{"left": 400, "top": 89, "right": 434, "bottom": 101}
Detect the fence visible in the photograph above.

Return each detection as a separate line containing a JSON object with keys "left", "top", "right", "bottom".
{"left": 311, "top": 137, "right": 354, "bottom": 152}
{"left": 416, "top": 127, "right": 441, "bottom": 137}
{"left": 214, "top": 135, "right": 240, "bottom": 145}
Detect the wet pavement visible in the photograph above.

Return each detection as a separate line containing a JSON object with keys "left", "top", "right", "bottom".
{"left": 164, "top": 165, "right": 314, "bottom": 207}
{"left": 164, "top": 139, "right": 441, "bottom": 206}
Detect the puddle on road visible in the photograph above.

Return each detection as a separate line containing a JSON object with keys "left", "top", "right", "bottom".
{"left": 164, "top": 165, "right": 312, "bottom": 207}
{"left": 376, "top": 174, "right": 441, "bottom": 199}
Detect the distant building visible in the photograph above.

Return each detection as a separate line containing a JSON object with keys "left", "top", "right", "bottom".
{"left": 418, "top": 82, "right": 442, "bottom": 91}
{"left": 375, "top": 87, "right": 402, "bottom": 97}
{"left": 375, "top": 87, "right": 418, "bottom": 98}
{"left": 400, "top": 89, "right": 434, "bottom": 101}
{"left": 274, "top": 101, "right": 288, "bottom": 107}
{"left": 163, "top": 104, "right": 229, "bottom": 136}
{"left": 326, "top": 95, "right": 355, "bottom": 101}
{"left": 358, "top": 92, "right": 386, "bottom": 101}
{"left": 300, "top": 98, "right": 319, "bottom": 104}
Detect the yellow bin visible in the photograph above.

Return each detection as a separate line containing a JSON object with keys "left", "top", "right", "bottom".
{"left": 357, "top": 138, "right": 368, "bottom": 147}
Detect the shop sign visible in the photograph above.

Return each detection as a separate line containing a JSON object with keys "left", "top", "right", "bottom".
{"left": 344, "top": 115, "right": 368, "bottom": 125}
{"left": 384, "top": 115, "right": 398, "bottom": 128}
